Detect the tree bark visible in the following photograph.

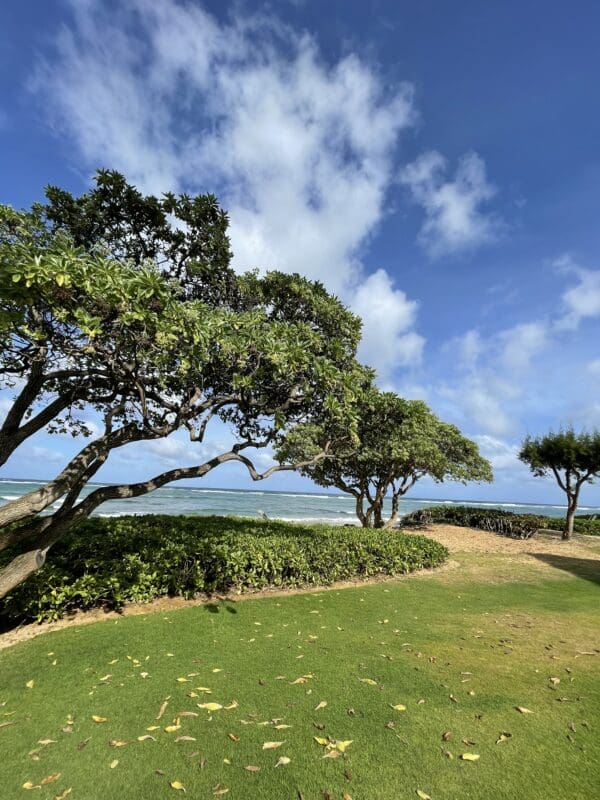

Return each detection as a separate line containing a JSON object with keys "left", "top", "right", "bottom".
{"left": 563, "top": 493, "right": 579, "bottom": 540}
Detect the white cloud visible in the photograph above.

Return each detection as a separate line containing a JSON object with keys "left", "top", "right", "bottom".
{"left": 445, "top": 329, "right": 482, "bottom": 371}
{"left": 439, "top": 377, "right": 515, "bottom": 437}
{"left": 472, "top": 435, "right": 521, "bottom": 472}
{"left": 34, "top": 0, "right": 422, "bottom": 383}
{"left": 351, "top": 269, "right": 424, "bottom": 383}
{"left": 400, "top": 150, "right": 499, "bottom": 257}
{"left": 554, "top": 255, "right": 600, "bottom": 330}
{"left": 499, "top": 321, "right": 549, "bottom": 372}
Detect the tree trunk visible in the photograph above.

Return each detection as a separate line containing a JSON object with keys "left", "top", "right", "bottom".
{"left": 563, "top": 494, "right": 578, "bottom": 540}
{"left": 0, "top": 547, "right": 51, "bottom": 599}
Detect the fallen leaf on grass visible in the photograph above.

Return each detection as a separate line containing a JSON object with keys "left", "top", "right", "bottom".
{"left": 157, "top": 700, "right": 169, "bottom": 719}
{"left": 110, "top": 739, "right": 130, "bottom": 747}
{"left": 275, "top": 757, "right": 291, "bottom": 767}
{"left": 110, "top": 759, "right": 119, "bottom": 769}
{"left": 322, "top": 750, "right": 340, "bottom": 759}
{"left": 460, "top": 753, "right": 480, "bottom": 761}
{"left": 213, "top": 787, "right": 229, "bottom": 796}
{"left": 417, "top": 791, "right": 432, "bottom": 800}
{"left": 442, "top": 731, "right": 452, "bottom": 741}
{"left": 22, "top": 782, "right": 40, "bottom": 790}
{"left": 92, "top": 715, "right": 107, "bottom": 723}
{"left": 53, "top": 790, "right": 72, "bottom": 800}
{"left": 38, "top": 738, "right": 57, "bottom": 746}
{"left": 146, "top": 725, "right": 160, "bottom": 731}
{"left": 26, "top": 680, "right": 34, "bottom": 689}
{"left": 315, "top": 701, "right": 327, "bottom": 711}
{"left": 358, "top": 678, "right": 377, "bottom": 686}
{"left": 244, "top": 765, "right": 261, "bottom": 773}
{"left": 515, "top": 706, "right": 534, "bottom": 714}
{"left": 198, "top": 703, "right": 223, "bottom": 712}
{"left": 263, "top": 741, "right": 285, "bottom": 749}
{"left": 275, "top": 724, "right": 291, "bottom": 730}
{"left": 177, "top": 712, "right": 198, "bottom": 718}
{"left": 227, "top": 733, "right": 239, "bottom": 742}
{"left": 77, "top": 738, "right": 91, "bottom": 750}
{"left": 41, "top": 774, "right": 61, "bottom": 785}
{"left": 170, "top": 780, "right": 186, "bottom": 791}
{"left": 138, "top": 735, "right": 157, "bottom": 742}
{"left": 390, "top": 704, "right": 406, "bottom": 712}
{"left": 176, "top": 678, "right": 190, "bottom": 683}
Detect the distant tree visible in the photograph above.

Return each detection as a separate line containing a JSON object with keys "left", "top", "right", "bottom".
{"left": 0, "top": 172, "right": 365, "bottom": 597}
{"left": 519, "top": 429, "right": 600, "bottom": 539}
{"left": 279, "top": 388, "right": 493, "bottom": 528}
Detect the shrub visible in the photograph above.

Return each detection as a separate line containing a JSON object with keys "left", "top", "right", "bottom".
{"left": 0, "top": 516, "right": 448, "bottom": 626}
{"left": 401, "top": 506, "right": 549, "bottom": 539}
{"left": 401, "top": 505, "right": 600, "bottom": 538}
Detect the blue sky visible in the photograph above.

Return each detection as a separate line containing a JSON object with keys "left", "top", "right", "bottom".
{"left": 1, "top": 0, "right": 600, "bottom": 505}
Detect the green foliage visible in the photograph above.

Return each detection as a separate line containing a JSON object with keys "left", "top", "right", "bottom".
{"left": 281, "top": 388, "right": 493, "bottom": 528}
{"left": 402, "top": 506, "right": 546, "bottom": 538}
{"left": 0, "top": 516, "right": 448, "bottom": 625}
{"left": 402, "top": 504, "right": 600, "bottom": 538}
{"left": 519, "top": 428, "right": 600, "bottom": 479}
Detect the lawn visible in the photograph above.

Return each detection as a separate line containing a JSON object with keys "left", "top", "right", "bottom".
{"left": 1, "top": 549, "right": 599, "bottom": 799}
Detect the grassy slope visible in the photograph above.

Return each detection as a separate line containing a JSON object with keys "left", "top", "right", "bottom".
{"left": 1, "top": 566, "right": 598, "bottom": 799}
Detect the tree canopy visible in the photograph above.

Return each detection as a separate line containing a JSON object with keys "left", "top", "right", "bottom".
{"left": 279, "top": 388, "right": 493, "bottom": 528}
{"left": 0, "top": 172, "right": 367, "bottom": 597}
{"left": 519, "top": 428, "right": 600, "bottom": 539}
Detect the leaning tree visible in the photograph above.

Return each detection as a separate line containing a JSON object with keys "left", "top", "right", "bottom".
{"left": 0, "top": 172, "right": 366, "bottom": 597}
{"left": 279, "top": 387, "right": 493, "bottom": 528}
{"left": 519, "top": 428, "right": 600, "bottom": 539}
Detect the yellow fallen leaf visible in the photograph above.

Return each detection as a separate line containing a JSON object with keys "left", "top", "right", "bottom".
{"left": 138, "top": 735, "right": 157, "bottom": 741}
{"left": 359, "top": 678, "right": 377, "bottom": 685}
{"left": 197, "top": 703, "right": 223, "bottom": 712}
{"left": 38, "top": 738, "right": 57, "bottom": 746}
{"left": 335, "top": 740, "right": 353, "bottom": 752}
{"left": 176, "top": 677, "right": 189, "bottom": 683}
{"left": 26, "top": 680, "right": 34, "bottom": 689}
{"left": 22, "top": 782, "right": 39, "bottom": 790}
{"left": 275, "top": 756, "right": 291, "bottom": 767}
{"left": 53, "top": 790, "right": 72, "bottom": 800}
{"left": 146, "top": 725, "right": 160, "bottom": 731}
{"left": 227, "top": 733, "right": 240, "bottom": 742}
{"left": 315, "top": 701, "right": 327, "bottom": 711}
{"left": 92, "top": 715, "right": 107, "bottom": 723}
{"left": 175, "top": 735, "right": 196, "bottom": 742}
{"left": 195, "top": 687, "right": 212, "bottom": 693}
{"left": 213, "top": 789, "right": 229, "bottom": 797}
{"left": 164, "top": 724, "right": 181, "bottom": 733}
{"left": 224, "top": 700, "right": 238, "bottom": 710}
{"left": 322, "top": 749, "right": 340, "bottom": 759}
{"left": 515, "top": 706, "right": 534, "bottom": 714}
{"left": 110, "top": 759, "right": 119, "bottom": 769}
{"left": 461, "top": 753, "right": 480, "bottom": 761}
{"left": 109, "top": 739, "right": 130, "bottom": 747}
{"left": 244, "top": 765, "right": 261, "bottom": 773}
{"left": 41, "top": 774, "right": 61, "bottom": 785}
{"left": 212, "top": 668, "right": 222, "bottom": 673}
{"left": 391, "top": 704, "right": 407, "bottom": 711}
{"left": 417, "top": 791, "right": 432, "bottom": 800}
{"left": 314, "top": 736, "right": 329, "bottom": 746}
{"left": 274, "top": 724, "right": 291, "bottom": 730}
{"left": 223, "top": 758, "right": 231, "bottom": 765}
{"left": 262, "top": 741, "right": 285, "bottom": 749}
{"left": 170, "top": 780, "right": 186, "bottom": 791}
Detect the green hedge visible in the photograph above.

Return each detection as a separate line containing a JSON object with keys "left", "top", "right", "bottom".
{"left": 401, "top": 505, "right": 600, "bottom": 538}
{"left": 0, "top": 516, "right": 448, "bottom": 626}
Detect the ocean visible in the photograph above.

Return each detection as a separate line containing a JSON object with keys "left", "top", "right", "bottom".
{"left": 1, "top": 478, "right": 597, "bottom": 524}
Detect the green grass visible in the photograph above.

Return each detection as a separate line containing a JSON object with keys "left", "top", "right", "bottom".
{"left": 1, "top": 569, "right": 599, "bottom": 799}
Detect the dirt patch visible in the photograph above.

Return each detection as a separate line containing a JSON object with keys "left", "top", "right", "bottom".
{"left": 1, "top": 524, "right": 597, "bottom": 651}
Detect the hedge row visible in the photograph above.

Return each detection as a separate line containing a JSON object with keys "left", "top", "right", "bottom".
{"left": 0, "top": 515, "right": 448, "bottom": 626}
{"left": 401, "top": 505, "right": 600, "bottom": 538}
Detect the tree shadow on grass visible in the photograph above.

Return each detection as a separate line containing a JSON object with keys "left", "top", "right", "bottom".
{"left": 204, "top": 602, "right": 237, "bottom": 614}
{"left": 530, "top": 553, "right": 600, "bottom": 585}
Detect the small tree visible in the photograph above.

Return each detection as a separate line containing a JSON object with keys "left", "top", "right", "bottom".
{"left": 519, "top": 429, "right": 600, "bottom": 539}
{"left": 280, "top": 388, "right": 493, "bottom": 528}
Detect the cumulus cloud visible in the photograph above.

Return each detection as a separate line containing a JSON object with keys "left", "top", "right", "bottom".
{"left": 472, "top": 434, "right": 521, "bottom": 472}
{"left": 33, "top": 0, "right": 423, "bottom": 383}
{"left": 499, "top": 321, "right": 549, "bottom": 372}
{"left": 554, "top": 255, "right": 600, "bottom": 330}
{"left": 400, "top": 150, "right": 499, "bottom": 257}
{"left": 351, "top": 269, "right": 425, "bottom": 383}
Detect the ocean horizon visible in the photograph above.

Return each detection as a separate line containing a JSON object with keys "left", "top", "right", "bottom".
{"left": 1, "top": 478, "right": 598, "bottom": 524}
